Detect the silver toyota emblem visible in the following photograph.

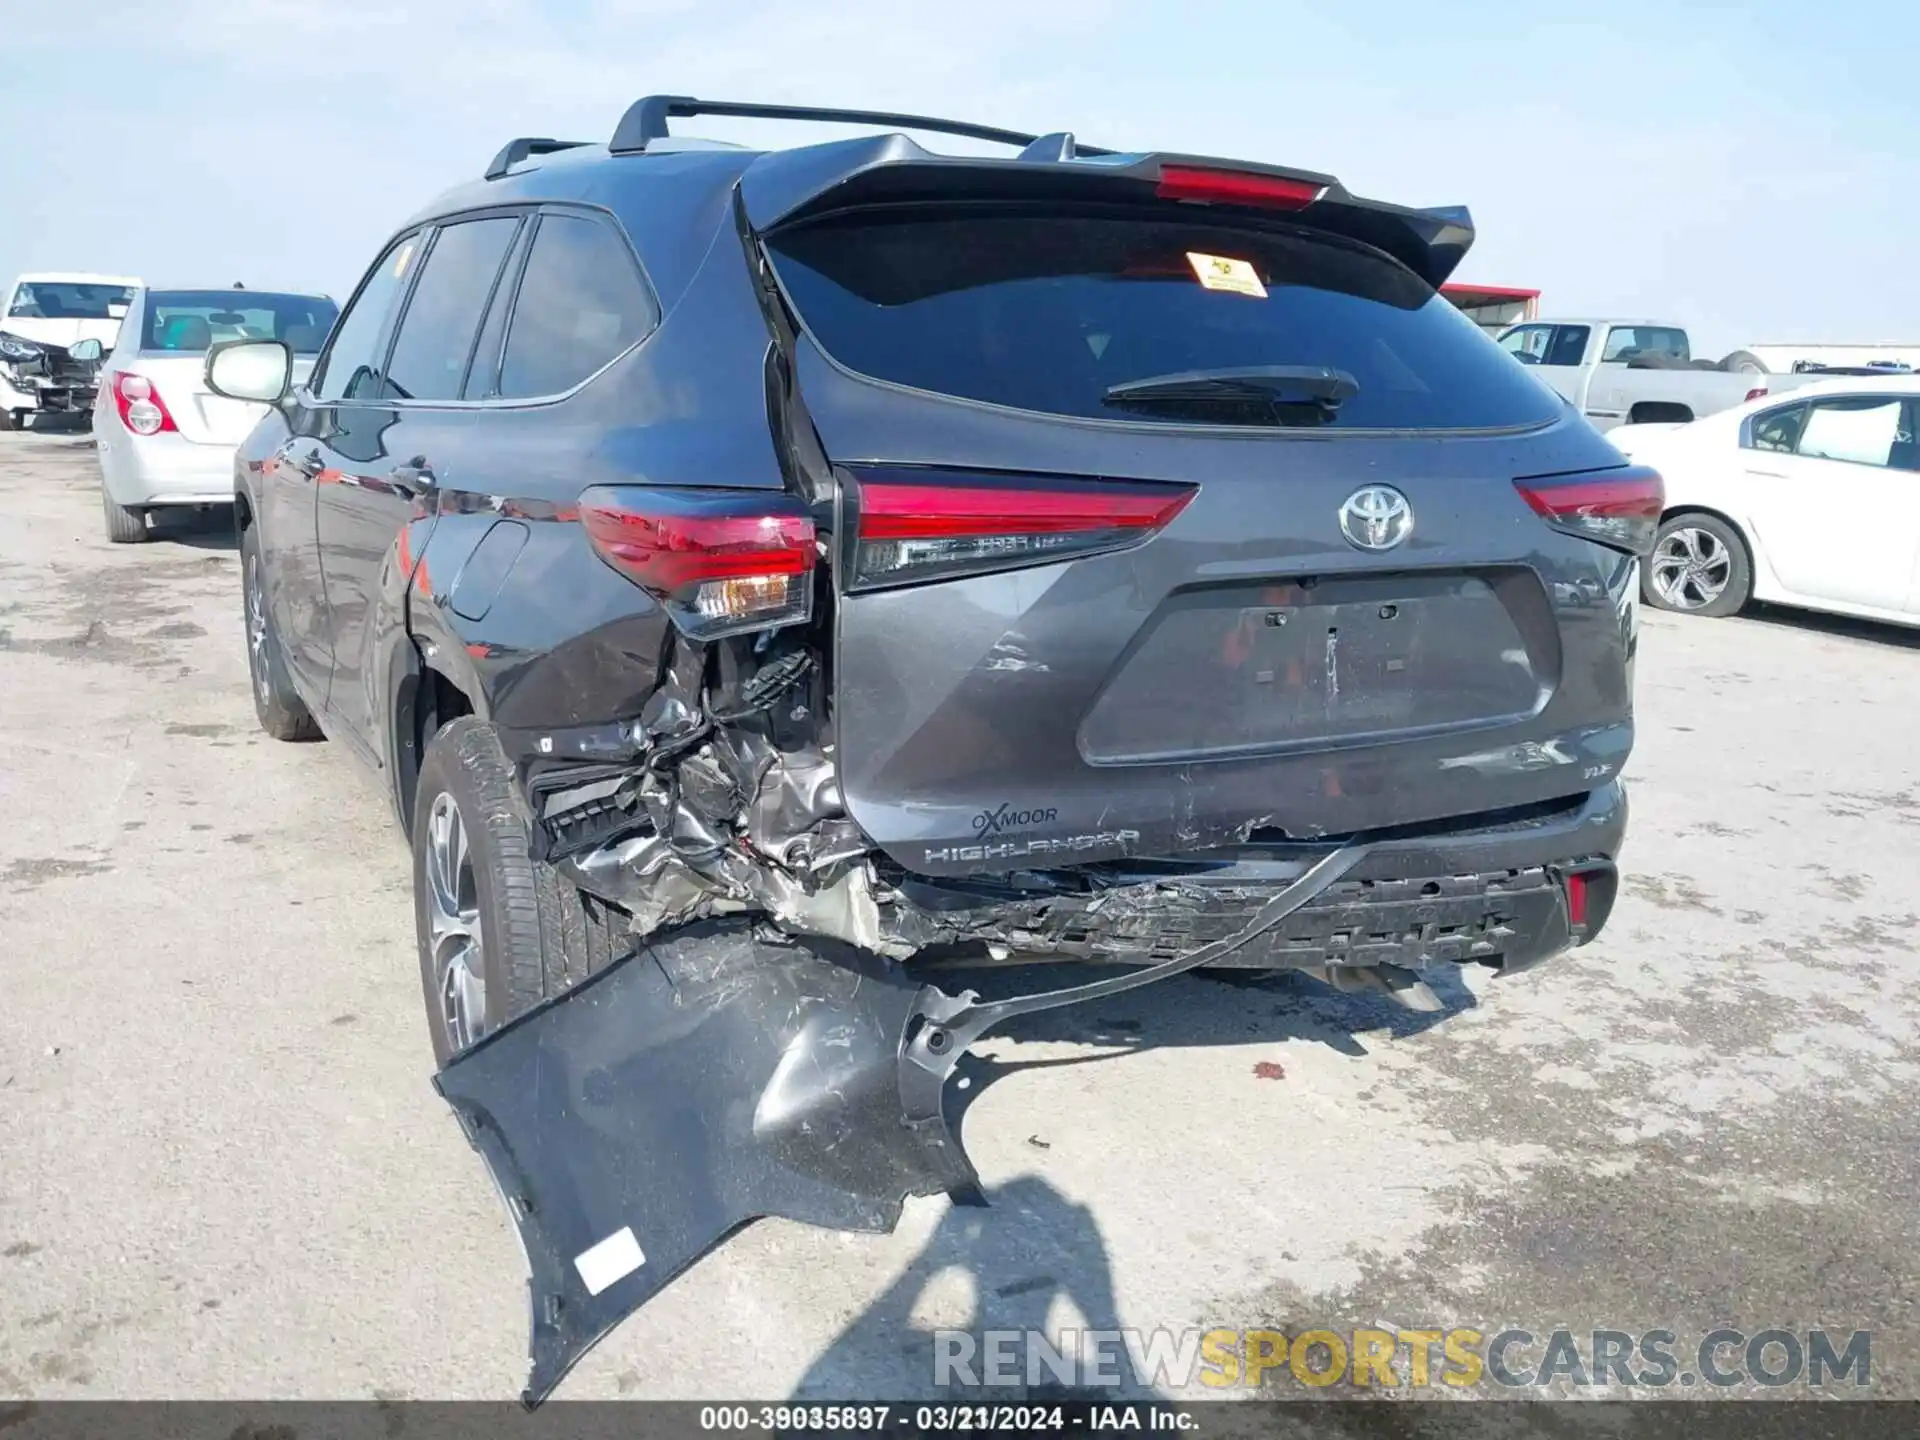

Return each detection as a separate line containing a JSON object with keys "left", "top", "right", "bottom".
{"left": 1338, "top": 485, "right": 1414, "bottom": 551}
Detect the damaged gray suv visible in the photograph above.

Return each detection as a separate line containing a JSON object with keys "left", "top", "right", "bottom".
{"left": 212, "top": 96, "right": 1656, "bottom": 1403}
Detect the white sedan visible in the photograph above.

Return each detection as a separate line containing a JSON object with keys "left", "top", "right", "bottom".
{"left": 1607, "top": 375, "right": 1920, "bottom": 628}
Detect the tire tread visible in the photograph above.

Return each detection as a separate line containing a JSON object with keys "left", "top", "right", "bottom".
{"left": 413, "top": 717, "right": 632, "bottom": 1062}
{"left": 102, "top": 488, "right": 147, "bottom": 544}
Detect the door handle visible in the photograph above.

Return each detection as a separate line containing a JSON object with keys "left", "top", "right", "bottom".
{"left": 390, "top": 456, "right": 437, "bottom": 498}
{"left": 280, "top": 443, "right": 321, "bottom": 481}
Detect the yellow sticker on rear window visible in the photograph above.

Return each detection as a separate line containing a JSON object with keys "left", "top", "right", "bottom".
{"left": 1187, "top": 251, "right": 1267, "bottom": 298}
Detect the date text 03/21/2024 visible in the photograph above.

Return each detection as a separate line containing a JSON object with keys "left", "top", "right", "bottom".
{"left": 697, "top": 1405, "right": 1193, "bottom": 1432}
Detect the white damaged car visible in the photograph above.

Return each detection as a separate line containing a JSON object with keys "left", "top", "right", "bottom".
{"left": 0, "top": 272, "right": 140, "bottom": 430}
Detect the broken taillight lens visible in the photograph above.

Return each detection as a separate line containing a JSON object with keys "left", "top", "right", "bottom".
{"left": 846, "top": 468, "right": 1196, "bottom": 591}
{"left": 579, "top": 486, "right": 816, "bottom": 640}
{"left": 1513, "top": 465, "right": 1664, "bottom": 557}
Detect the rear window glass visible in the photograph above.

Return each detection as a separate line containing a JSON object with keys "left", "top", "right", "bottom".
{"left": 9, "top": 282, "right": 134, "bottom": 320}
{"left": 144, "top": 291, "right": 339, "bottom": 354}
{"left": 1601, "top": 326, "right": 1690, "bottom": 364}
{"left": 766, "top": 212, "right": 1563, "bottom": 431}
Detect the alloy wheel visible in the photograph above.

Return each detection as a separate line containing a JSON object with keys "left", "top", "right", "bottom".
{"left": 425, "top": 792, "right": 487, "bottom": 1052}
{"left": 245, "top": 554, "right": 272, "bottom": 706}
{"left": 1650, "top": 526, "right": 1733, "bottom": 611}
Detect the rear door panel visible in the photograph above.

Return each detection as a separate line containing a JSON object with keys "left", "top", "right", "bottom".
{"left": 1755, "top": 396, "right": 1919, "bottom": 612}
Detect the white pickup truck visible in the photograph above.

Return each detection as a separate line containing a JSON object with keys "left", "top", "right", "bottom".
{"left": 1494, "top": 318, "right": 1832, "bottom": 433}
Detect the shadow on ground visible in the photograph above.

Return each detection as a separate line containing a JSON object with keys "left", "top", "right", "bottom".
{"left": 1736, "top": 600, "right": 1920, "bottom": 650}
{"left": 789, "top": 962, "right": 1481, "bottom": 1406}
{"left": 146, "top": 503, "right": 238, "bottom": 551}
{"left": 939, "top": 959, "right": 1476, "bottom": 1071}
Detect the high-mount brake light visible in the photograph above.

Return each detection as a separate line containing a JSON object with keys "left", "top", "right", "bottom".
{"left": 1155, "top": 165, "right": 1326, "bottom": 211}
{"left": 848, "top": 468, "right": 1196, "bottom": 591}
{"left": 579, "top": 486, "right": 816, "bottom": 640}
{"left": 1514, "top": 465, "right": 1665, "bottom": 557}
{"left": 110, "top": 372, "right": 177, "bottom": 436}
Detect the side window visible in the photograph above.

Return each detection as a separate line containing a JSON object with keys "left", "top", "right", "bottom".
{"left": 1746, "top": 403, "right": 1807, "bottom": 454}
{"left": 312, "top": 234, "right": 421, "bottom": 403}
{"left": 1898, "top": 400, "right": 1920, "bottom": 473}
{"left": 1794, "top": 395, "right": 1906, "bottom": 468}
{"left": 1544, "top": 325, "right": 1590, "bottom": 367}
{"left": 1500, "top": 325, "right": 1550, "bottom": 363}
{"left": 497, "top": 213, "right": 655, "bottom": 399}
{"left": 1602, "top": 326, "right": 1688, "bottom": 364}
{"left": 462, "top": 226, "right": 532, "bottom": 401}
{"left": 384, "top": 217, "right": 522, "bottom": 402}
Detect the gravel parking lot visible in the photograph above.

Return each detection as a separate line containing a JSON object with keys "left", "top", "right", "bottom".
{"left": 1, "top": 428, "right": 1916, "bottom": 1402}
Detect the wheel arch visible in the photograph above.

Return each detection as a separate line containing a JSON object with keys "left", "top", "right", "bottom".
{"left": 1629, "top": 400, "right": 1695, "bottom": 425}
{"left": 1658, "top": 502, "right": 1754, "bottom": 554}
{"left": 389, "top": 642, "right": 478, "bottom": 839}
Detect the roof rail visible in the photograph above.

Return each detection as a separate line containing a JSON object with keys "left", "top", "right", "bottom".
{"left": 485, "top": 137, "right": 592, "bottom": 181}
{"left": 608, "top": 95, "right": 1112, "bottom": 157}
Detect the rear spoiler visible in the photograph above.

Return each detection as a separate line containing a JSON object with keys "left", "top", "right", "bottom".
{"left": 735, "top": 132, "right": 1475, "bottom": 289}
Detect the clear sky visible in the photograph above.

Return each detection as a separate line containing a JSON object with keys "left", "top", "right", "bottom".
{"left": 3, "top": 0, "right": 1912, "bottom": 359}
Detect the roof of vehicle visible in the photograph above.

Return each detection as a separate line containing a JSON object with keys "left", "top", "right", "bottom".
{"left": 1748, "top": 373, "right": 1920, "bottom": 402}
{"left": 1623, "top": 373, "right": 1920, "bottom": 439}
{"left": 10, "top": 271, "right": 142, "bottom": 287}
{"left": 137, "top": 285, "right": 334, "bottom": 299}
{"left": 1512, "top": 317, "right": 1683, "bottom": 331}
{"left": 393, "top": 96, "right": 1477, "bottom": 306}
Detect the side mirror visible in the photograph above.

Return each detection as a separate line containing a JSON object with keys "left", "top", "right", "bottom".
{"left": 68, "top": 338, "right": 103, "bottom": 363}
{"left": 205, "top": 338, "right": 291, "bottom": 404}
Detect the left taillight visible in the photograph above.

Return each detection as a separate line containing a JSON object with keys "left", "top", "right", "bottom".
{"left": 1514, "top": 465, "right": 1664, "bottom": 557}
{"left": 109, "top": 372, "right": 177, "bottom": 436}
{"left": 579, "top": 486, "right": 816, "bottom": 640}
{"left": 846, "top": 468, "right": 1196, "bottom": 592}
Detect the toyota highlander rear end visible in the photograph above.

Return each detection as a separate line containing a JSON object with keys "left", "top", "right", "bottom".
{"left": 550, "top": 140, "right": 1652, "bottom": 992}
{"left": 421, "top": 108, "right": 1658, "bottom": 1405}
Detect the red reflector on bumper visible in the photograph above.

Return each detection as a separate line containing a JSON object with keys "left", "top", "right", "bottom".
{"left": 1565, "top": 871, "right": 1590, "bottom": 927}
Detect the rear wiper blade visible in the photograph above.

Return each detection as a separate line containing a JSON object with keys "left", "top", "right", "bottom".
{"left": 1103, "top": 364, "right": 1360, "bottom": 406}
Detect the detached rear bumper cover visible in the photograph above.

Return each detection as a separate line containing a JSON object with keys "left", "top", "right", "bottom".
{"left": 435, "top": 846, "right": 1366, "bottom": 1406}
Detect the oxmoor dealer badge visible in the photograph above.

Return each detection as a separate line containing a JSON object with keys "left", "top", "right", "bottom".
{"left": 972, "top": 802, "right": 1059, "bottom": 836}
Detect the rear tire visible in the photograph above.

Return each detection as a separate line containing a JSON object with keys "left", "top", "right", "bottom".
{"left": 1643, "top": 512, "right": 1752, "bottom": 618}
{"left": 101, "top": 487, "right": 148, "bottom": 543}
{"left": 412, "top": 716, "right": 629, "bottom": 1065}
{"left": 239, "top": 521, "right": 323, "bottom": 740}
{"left": 0, "top": 409, "right": 14, "bottom": 433}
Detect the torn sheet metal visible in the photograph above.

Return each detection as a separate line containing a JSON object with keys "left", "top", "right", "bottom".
{"left": 434, "top": 922, "right": 978, "bottom": 1408}
{"left": 437, "top": 844, "right": 1368, "bottom": 1407}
